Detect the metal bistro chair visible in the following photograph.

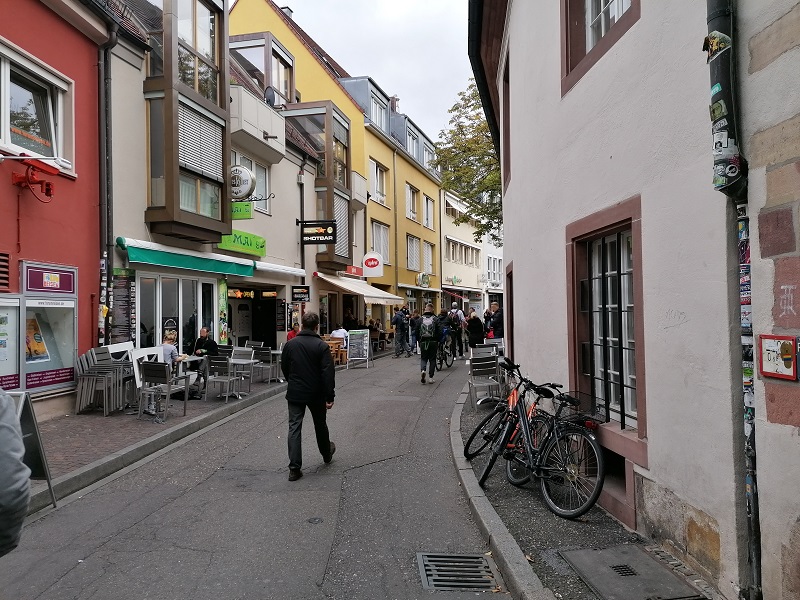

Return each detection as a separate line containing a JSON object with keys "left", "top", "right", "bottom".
{"left": 91, "top": 346, "right": 135, "bottom": 414}
{"left": 245, "top": 340, "right": 264, "bottom": 349}
{"left": 467, "top": 352, "right": 502, "bottom": 412}
{"left": 217, "top": 345, "right": 234, "bottom": 358}
{"left": 231, "top": 347, "right": 255, "bottom": 393}
{"left": 75, "top": 352, "right": 115, "bottom": 414}
{"left": 252, "top": 347, "right": 277, "bottom": 383}
{"left": 138, "top": 361, "right": 189, "bottom": 422}
{"left": 206, "top": 356, "right": 238, "bottom": 403}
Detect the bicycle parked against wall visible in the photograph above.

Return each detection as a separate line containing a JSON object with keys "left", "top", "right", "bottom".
{"left": 469, "top": 357, "right": 605, "bottom": 519}
{"left": 436, "top": 326, "right": 455, "bottom": 371}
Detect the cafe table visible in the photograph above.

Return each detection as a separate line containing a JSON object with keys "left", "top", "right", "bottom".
{"left": 230, "top": 357, "right": 259, "bottom": 397}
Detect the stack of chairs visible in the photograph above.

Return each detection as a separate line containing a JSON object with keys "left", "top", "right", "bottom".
{"left": 74, "top": 343, "right": 134, "bottom": 415}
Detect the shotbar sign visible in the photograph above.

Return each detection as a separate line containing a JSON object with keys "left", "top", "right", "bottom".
{"left": 300, "top": 220, "right": 337, "bottom": 245}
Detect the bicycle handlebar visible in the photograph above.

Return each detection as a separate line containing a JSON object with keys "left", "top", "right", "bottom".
{"left": 500, "top": 357, "right": 578, "bottom": 406}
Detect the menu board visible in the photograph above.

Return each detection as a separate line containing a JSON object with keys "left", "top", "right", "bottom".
{"left": 276, "top": 299, "right": 287, "bottom": 332}
{"left": 347, "top": 329, "right": 372, "bottom": 368}
{"left": 109, "top": 269, "right": 137, "bottom": 344}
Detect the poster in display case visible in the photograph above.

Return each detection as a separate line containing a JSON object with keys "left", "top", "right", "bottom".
{"left": 24, "top": 299, "right": 76, "bottom": 390}
{"left": 0, "top": 298, "right": 21, "bottom": 390}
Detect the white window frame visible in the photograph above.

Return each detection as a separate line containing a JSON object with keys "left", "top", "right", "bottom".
{"left": 0, "top": 40, "right": 72, "bottom": 168}
{"left": 407, "top": 235, "right": 421, "bottom": 271}
{"left": 232, "top": 150, "right": 271, "bottom": 213}
{"left": 423, "top": 241, "right": 434, "bottom": 275}
{"left": 423, "top": 145, "right": 435, "bottom": 168}
{"left": 370, "top": 95, "right": 387, "bottom": 130}
{"left": 423, "top": 196, "right": 435, "bottom": 229}
{"left": 405, "top": 184, "right": 418, "bottom": 221}
{"left": 371, "top": 220, "right": 390, "bottom": 265}
{"left": 407, "top": 129, "right": 419, "bottom": 158}
{"left": 369, "top": 159, "right": 387, "bottom": 204}
{"left": 586, "top": 0, "right": 632, "bottom": 51}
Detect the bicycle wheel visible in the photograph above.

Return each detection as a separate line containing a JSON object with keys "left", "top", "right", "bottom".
{"left": 478, "top": 418, "right": 514, "bottom": 488}
{"left": 436, "top": 346, "right": 444, "bottom": 371}
{"left": 505, "top": 415, "right": 548, "bottom": 487}
{"left": 444, "top": 341, "right": 454, "bottom": 367}
{"left": 538, "top": 427, "right": 605, "bottom": 519}
{"left": 464, "top": 408, "right": 505, "bottom": 459}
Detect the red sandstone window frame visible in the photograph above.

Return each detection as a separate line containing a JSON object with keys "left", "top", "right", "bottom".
{"left": 560, "top": 0, "right": 641, "bottom": 96}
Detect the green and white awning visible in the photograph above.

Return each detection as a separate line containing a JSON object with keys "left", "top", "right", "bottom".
{"left": 116, "top": 237, "right": 254, "bottom": 277}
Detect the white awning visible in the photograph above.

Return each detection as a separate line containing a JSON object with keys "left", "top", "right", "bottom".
{"left": 254, "top": 261, "right": 306, "bottom": 277}
{"left": 315, "top": 273, "right": 403, "bottom": 305}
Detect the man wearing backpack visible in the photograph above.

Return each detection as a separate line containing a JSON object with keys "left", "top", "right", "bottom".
{"left": 448, "top": 302, "right": 466, "bottom": 360}
{"left": 415, "top": 303, "right": 441, "bottom": 384}
{"left": 391, "top": 307, "right": 412, "bottom": 358}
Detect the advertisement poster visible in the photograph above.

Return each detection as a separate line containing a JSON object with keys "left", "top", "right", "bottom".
{"left": 0, "top": 313, "right": 8, "bottom": 362}
{"left": 218, "top": 278, "right": 228, "bottom": 345}
{"left": 25, "top": 317, "right": 50, "bottom": 363}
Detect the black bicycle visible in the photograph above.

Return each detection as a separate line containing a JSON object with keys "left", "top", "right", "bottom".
{"left": 436, "top": 327, "right": 455, "bottom": 371}
{"left": 475, "top": 358, "right": 605, "bottom": 519}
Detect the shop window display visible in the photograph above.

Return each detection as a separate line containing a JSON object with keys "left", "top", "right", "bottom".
{"left": 24, "top": 300, "right": 75, "bottom": 389}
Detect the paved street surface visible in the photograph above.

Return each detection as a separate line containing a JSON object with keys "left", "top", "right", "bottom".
{"left": 0, "top": 356, "right": 498, "bottom": 600}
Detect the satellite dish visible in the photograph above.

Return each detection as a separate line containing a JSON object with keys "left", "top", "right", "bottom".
{"left": 264, "top": 86, "right": 277, "bottom": 107}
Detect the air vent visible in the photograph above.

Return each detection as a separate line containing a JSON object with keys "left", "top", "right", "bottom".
{"left": 0, "top": 253, "right": 9, "bottom": 290}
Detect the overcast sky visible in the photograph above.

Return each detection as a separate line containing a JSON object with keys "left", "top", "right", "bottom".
{"left": 281, "top": 0, "right": 473, "bottom": 142}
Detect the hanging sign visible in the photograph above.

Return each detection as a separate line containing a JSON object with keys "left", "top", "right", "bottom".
{"left": 230, "top": 165, "right": 256, "bottom": 200}
{"left": 300, "top": 220, "right": 337, "bottom": 245}
{"left": 416, "top": 273, "right": 430, "bottom": 288}
{"left": 758, "top": 335, "right": 798, "bottom": 380}
{"left": 346, "top": 265, "right": 363, "bottom": 276}
{"left": 291, "top": 286, "right": 311, "bottom": 303}
{"left": 363, "top": 251, "right": 384, "bottom": 277}
{"left": 218, "top": 230, "right": 266, "bottom": 257}
{"left": 232, "top": 202, "right": 253, "bottom": 220}
{"left": 25, "top": 266, "right": 76, "bottom": 294}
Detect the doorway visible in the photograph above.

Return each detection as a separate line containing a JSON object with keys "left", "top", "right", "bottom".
{"left": 252, "top": 295, "right": 278, "bottom": 349}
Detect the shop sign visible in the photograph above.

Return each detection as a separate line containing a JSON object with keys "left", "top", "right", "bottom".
{"left": 759, "top": 335, "right": 798, "bottom": 380}
{"left": 26, "top": 367, "right": 74, "bottom": 389}
{"left": 346, "top": 265, "right": 363, "bottom": 276}
{"left": 262, "top": 291, "right": 278, "bottom": 298}
{"left": 444, "top": 276, "right": 462, "bottom": 285}
{"left": 25, "top": 266, "right": 75, "bottom": 294}
{"left": 232, "top": 202, "right": 253, "bottom": 220}
{"left": 218, "top": 279, "right": 228, "bottom": 345}
{"left": 228, "top": 289, "right": 255, "bottom": 299}
{"left": 416, "top": 273, "right": 430, "bottom": 288}
{"left": 218, "top": 230, "right": 266, "bottom": 257}
{"left": 230, "top": 165, "right": 256, "bottom": 200}
{"left": 291, "top": 286, "right": 311, "bottom": 302}
{"left": 300, "top": 220, "right": 337, "bottom": 245}
{"left": 363, "top": 251, "right": 384, "bottom": 277}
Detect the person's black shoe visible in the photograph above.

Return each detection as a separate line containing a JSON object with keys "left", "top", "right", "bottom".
{"left": 323, "top": 441, "right": 336, "bottom": 464}
{"left": 288, "top": 469, "right": 303, "bottom": 481}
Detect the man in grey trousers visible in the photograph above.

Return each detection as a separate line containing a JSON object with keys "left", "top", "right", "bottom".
{"left": 0, "top": 388, "right": 31, "bottom": 558}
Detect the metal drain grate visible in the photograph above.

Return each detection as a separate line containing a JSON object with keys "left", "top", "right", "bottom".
{"left": 611, "top": 564, "right": 638, "bottom": 577}
{"left": 417, "top": 553, "right": 497, "bottom": 591}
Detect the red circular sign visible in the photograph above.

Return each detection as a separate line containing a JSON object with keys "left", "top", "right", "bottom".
{"left": 364, "top": 257, "right": 380, "bottom": 268}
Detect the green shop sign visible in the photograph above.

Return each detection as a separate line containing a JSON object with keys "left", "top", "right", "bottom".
{"left": 218, "top": 229, "right": 266, "bottom": 257}
{"left": 231, "top": 202, "right": 253, "bottom": 220}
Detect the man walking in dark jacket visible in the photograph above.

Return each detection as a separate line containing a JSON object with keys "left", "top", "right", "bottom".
{"left": 281, "top": 312, "right": 336, "bottom": 481}
{"left": 0, "top": 389, "right": 31, "bottom": 558}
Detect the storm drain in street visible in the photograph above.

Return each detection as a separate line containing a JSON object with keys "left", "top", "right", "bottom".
{"left": 416, "top": 553, "right": 498, "bottom": 591}
{"left": 560, "top": 545, "right": 707, "bottom": 600}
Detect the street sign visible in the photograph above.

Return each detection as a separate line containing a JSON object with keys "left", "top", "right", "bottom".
{"left": 300, "top": 220, "right": 337, "bottom": 245}
{"left": 291, "top": 285, "right": 311, "bottom": 303}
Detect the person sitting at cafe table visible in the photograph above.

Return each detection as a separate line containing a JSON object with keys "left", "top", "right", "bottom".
{"left": 330, "top": 323, "right": 349, "bottom": 348}
{"left": 188, "top": 328, "right": 218, "bottom": 395}
{"left": 161, "top": 332, "right": 186, "bottom": 369}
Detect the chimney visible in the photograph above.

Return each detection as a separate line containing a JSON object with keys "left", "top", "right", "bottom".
{"left": 390, "top": 95, "right": 400, "bottom": 112}
{"left": 280, "top": 6, "right": 293, "bottom": 19}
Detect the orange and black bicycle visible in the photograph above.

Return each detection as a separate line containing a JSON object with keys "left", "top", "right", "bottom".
{"left": 464, "top": 357, "right": 605, "bottom": 520}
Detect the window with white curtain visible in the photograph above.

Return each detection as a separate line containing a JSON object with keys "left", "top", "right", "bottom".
{"left": 407, "top": 235, "right": 420, "bottom": 271}
{"left": 423, "top": 196, "right": 435, "bottom": 229}
{"left": 369, "top": 159, "right": 387, "bottom": 204}
{"left": 370, "top": 95, "right": 387, "bottom": 130}
{"left": 371, "top": 221, "right": 390, "bottom": 264}
{"left": 406, "top": 184, "right": 418, "bottom": 221}
{"left": 423, "top": 242, "right": 434, "bottom": 275}
{"left": 586, "top": 0, "right": 632, "bottom": 51}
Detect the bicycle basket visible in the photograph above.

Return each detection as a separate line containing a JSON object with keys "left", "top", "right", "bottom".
{"left": 563, "top": 391, "right": 607, "bottom": 426}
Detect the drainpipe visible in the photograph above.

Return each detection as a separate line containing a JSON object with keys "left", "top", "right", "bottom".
{"left": 704, "top": 2, "right": 760, "bottom": 599}
{"left": 98, "top": 22, "right": 119, "bottom": 345}
{"left": 392, "top": 148, "right": 399, "bottom": 305}
{"left": 298, "top": 153, "right": 308, "bottom": 283}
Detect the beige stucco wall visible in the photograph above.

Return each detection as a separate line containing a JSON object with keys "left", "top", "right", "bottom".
{"left": 500, "top": 1, "right": 743, "bottom": 595}
{"left": 739, "top": 2, "right": 800, "bottom": 598}
{"left": 440, "top": 192, "right": 482, "bottom": 293}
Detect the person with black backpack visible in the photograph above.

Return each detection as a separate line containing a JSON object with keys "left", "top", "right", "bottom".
{"left": 415, "top": 303, "right": 441, "bottom": 384}
{"left": 447, "top": 302, "right": 466, "bottom": 360}
{"left": 391, "top": 307, "right": 412, "bottom": 358}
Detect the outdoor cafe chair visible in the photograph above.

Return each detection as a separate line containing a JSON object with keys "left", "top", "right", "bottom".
{"left": 231, "top": 347, "right": 255, "bottom": 393}
{"left": 467, "top": 352, "right": 502, "bottom": 412}
{"left": 206, "top": 356, "right": 238, "bottom": 403}
{"left": 138, "top": 361, "right": 189, "bottom": 422}
{"left": 252, "top": 347, "right": 277, "bottom": 383}
{"left": 245, "top": 340, "right": 264, "bottom": 348}
{"left": 217, "top": 345, "right": 234, "bottom": 358}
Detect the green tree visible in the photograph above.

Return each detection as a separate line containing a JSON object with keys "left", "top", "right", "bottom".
{"left": 432, "top": 79, "right": 502, "bottom": 246}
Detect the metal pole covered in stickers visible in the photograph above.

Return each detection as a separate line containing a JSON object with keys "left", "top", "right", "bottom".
{"left": 704, "top": 2, "right": 761, "bottom": 600}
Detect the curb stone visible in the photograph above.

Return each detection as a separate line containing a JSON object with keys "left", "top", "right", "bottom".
{"left": 450, "top": 383, "right": 556, "bottom": 600}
